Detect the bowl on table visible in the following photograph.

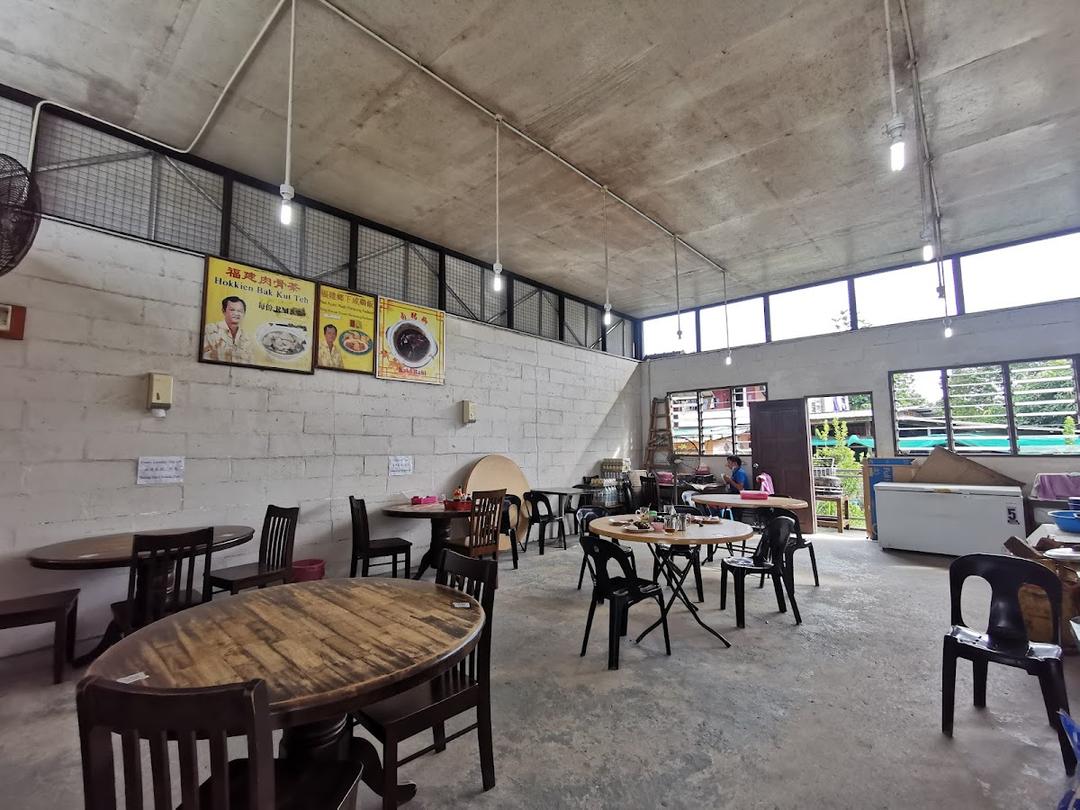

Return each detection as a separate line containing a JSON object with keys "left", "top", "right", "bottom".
{"left": 1049, "top": 510, "right": 1080, "bottom": 534}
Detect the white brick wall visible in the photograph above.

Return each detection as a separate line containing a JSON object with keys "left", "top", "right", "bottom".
{"left": 0, "top": 220, "right": 642, "bottom": 657}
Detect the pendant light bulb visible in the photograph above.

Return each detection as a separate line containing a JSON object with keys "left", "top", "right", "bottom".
{"left": 943, "top": 318, "right": 954, "bottom": 339}
{"left": 603, "top": 302, "right": 612, "bottom": 326}
{"left": 890, "top": 140, "right": 905, "bottom": 172}
{"left": 885, "top": 115, "right": 906, "bottom": 172}
{"left": 725, "top": 351, "right": 733, "bottom": 366}
{"left": 279, "top": 183, "right": 294, "bottom": 226}
{"left": 922, "top": 243, "right": 934, "bottom": 262}
{"left": 492, "top": 261, "right": 503, "bottom": 292}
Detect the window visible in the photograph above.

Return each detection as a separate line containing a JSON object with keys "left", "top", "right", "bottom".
{"left": 854, "top": 262, "right": 956, "bottom": 327}
{"left": 699, "top": 297, "right": 766, "bottom": 350}
{"left": 668, "top": 384, "right": 767, "bottom": 458}
{"left": 892, "top": 357, "right": 1080, "bottom": 456}
{"left": 642, "top": 313, "right": 697, "bottom": 356}
{"left": 768, "top": 280, "right": 850, "bottom": 340}
{"left": 961, "top": 233, "right": 1080, "bottom": 313}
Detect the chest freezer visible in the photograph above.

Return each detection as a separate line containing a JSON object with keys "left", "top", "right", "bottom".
{"left": 874, "top": 482, "right": 1024, "bottom": 556}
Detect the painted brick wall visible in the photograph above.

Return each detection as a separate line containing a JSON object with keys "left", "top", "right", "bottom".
{"left": 0, "top": 220, "right": 641, "bottom": 657}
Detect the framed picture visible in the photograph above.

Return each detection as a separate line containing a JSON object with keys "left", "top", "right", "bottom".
{"left": 376, "top": 296, "right": 446, "bottom": 385}
{"left": 199, "top": 257, "right": 316, "bottom": 374}
{"left": 315, "top": 284, "right": 378, "bottom": 374}
{"left": 0, "top": 303, "right": 26, "bottom": 341}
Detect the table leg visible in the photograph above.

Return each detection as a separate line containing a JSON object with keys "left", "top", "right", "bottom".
{"left": 280, "top": 717, "right": 418, "bottom": 806}
{"left": 71, "top": 619, "right": 123, "bottom": 667}
{"left": 636, "top": 545, "right": 732, "bottom": 648}
{"left": 413, "top": 518, "right": 451, "bottom": 580}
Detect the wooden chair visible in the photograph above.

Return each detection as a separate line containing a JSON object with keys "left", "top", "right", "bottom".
{"left": 209, "top": 505, "right": 299, "bottom": 595}
{"left": 352, "top": 550, "right": 498, "bottom": 809}
{"left": 349, "top": 497, "right": 412, "bottom": 577}
{"left": 112, "top": 529, "right": 214, "bottom": 636}
{"left": 77, "top": 676, "right": 363, "bottom": 809}
{"left": 446, "top": 489, "right": 506, "bottom": 561}
{"left": 0, "top": 589, "right": 78, "bottom": 683}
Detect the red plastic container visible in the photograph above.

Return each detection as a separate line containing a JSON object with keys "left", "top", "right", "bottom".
{"left": 740, "top": 490, "right": 769, "bottom": 500}
{"left": 290, "top": 559, "right": 325, "bottom": 582}
{"left": 445, "top": 499, "right": 472, "bottom": 512}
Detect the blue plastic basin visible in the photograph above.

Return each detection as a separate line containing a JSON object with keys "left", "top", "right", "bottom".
{"left": 1049, "top": 510, "right": 1080, "bottom": 534}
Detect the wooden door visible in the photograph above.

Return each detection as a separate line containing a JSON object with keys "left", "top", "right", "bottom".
{"left": 749, "top": 398, "right": 814, "bottom": 533}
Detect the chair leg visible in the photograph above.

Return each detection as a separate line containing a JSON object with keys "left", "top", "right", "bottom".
{"left": 65, "top": 601, "right": 77, "bottom": 665}
{"left": 362, "top": 557, "right": 370, "bottom": 577}
{"left": 1047, "top": 661, "right": 1077, "bottom": 775}
{"left": 942, "top": 638, "right": 957, "bottom": 737}
{"left": 405, "top": 547, "right": 411, "bottom": 578}
{"left": 382, "top": 737, "right": 399, "bottom": 810}
{"left": 720, "top": 565, "right": 728, "bottom": 610}
{"left": 808, "top": 544, "right": 820, "bottom": 586}
{"left": 619, "top": 605, "right": 629, "bottom": 638}
{"left": 581, "top": 597, "right": 597, "bottom": 657}
{"left": 392, "top": 554, "right": 398, "bottom": 578}
{"left": 52, "top": 614, "right": 65, "bottom": 685}
{"left": 657, "top": 595, "right": 672, "bottom": 655}
{"left": 652, "top": 555, "right": 660, "bottom": 584}
{"left": 973, "top": 659, "right": 988, "bottom": 709}
{"left": 433, "top": 721, "right": 447, "bottom": 753}
{"left": 692, "top": 553, "right": 704, "bottom": 603}
{"left": 511, "top": 535, "right": 518, "bottom": 569}
{"left": 559, "top": 521, "right": 567, "bottom": 550}
{"left": 771, "top": 571, "right": 787, "bottom": 614}
{"left": 350, "top": 555, "right": 358, "bottom": 578}
{"left": 734, "top": 571, "right": 746, "bottom": 629}
{"left": 577, "top": 555, "right": 588, "bottom": 590}
{"left": 538, "top": 523, "right": 545, "bottom": 556}
{"left": 478, "top": 689, "right": 496, "bottom": 790}
{"left": 608, "top": 595, "right": 625, "bottom": 670}
{"left": 758, "top": 571, "right": 766, "bottom": 589}
{"left": 783, "top": 565, "right": 801, "bottom": 624}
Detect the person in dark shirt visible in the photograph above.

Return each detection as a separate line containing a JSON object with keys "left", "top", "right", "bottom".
{"left": 723, "top": 455, "right": 750, "bottom": 493}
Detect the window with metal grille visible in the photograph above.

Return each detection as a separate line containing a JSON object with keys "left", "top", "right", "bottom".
{"left": 585, "top": 305, "right": 602, "bottom": 350}
{"left": 446, "top": 255, "right": 482, "bottom": 320}
{"left": 0, "top": 96, "right": 32, "bottom": 161}
{"left": 891, "top": 357, "right": 1079, "bottom": 455}
{"left": 540, "top": 291, "right": 560, "bottom": 341}
{"left": 564, "top": 298, "right": 586, "bottom": 347}
{"left": 229, "top": 183, "right": 300, "bottom": 274}
{"left": 147, "top": 155, "right": 222, "bottom": 255}
{"left": 668, "top": 384, "right": 768, "bottom": 457}
{"left": 482, "top": 267, "right": 507, "bottom": 327}
{"left": 302, "top": 207, "right": 350, "bottom": 288}
{"left": 512, "top": 279, "right": 540, "bottom": 335}
{"left": 604, "top": 317, "right": 635, "bottom": 358}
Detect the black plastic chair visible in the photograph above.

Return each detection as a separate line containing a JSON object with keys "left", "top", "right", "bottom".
{"left": 639, "top": 476, "right": 660, "bottom": 511}
{"left": 942, "top": 553, "right": 1075, "bottom": 774}
{"left": 580, "top": 536, "right": 670, "bottom": 670}
{"left": 773, "top": 507, "right": 819, "bottom": 587}
{"left": 523, "top": 491, "right": 566, "bottom": 554}
{"left": 564, "top": 489, "right": 593, "bottom": 534}
{"left": 500, "top": 494, "right": 521, "bottom": 570}
{"left": 652, "top": 505, "right": 705, "bottom": 602}
{"left": 575, "top": 506, "right": 639, "bottom": 590}
{"left": 720, "top": 516, "right": 800, "bottom": 628}
{"left": 619, "top": 480, "right": 635, "bottom": 511}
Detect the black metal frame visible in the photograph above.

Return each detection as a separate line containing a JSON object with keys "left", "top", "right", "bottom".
{"left": 0, "top": 82, "right": 640, "bottom": 360}
{"left": 888, "top": 354, "right": 1080, "bottom": 459}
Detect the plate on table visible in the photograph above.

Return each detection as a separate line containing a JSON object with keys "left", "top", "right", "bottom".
{"left": 1044, "top": 548, "right": 1080, "bottom": 560}
{"left": 622, "top": 525, "right": 655, "bottom": 533}
{"left": 608, "top": 518, "right": 633, "bottom": 526}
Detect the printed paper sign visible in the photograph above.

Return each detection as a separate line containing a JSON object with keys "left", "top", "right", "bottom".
{"left": 137, "top": 456, "right": 185, "bottom": 485}
{"left": 389, "top": 455, "right": 414, "bottom": 476}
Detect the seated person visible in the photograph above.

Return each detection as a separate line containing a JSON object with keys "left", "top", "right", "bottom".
{"left": 723, "top": 455, "right": 750, "bottom": 494}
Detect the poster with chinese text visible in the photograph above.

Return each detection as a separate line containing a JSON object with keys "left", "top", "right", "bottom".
{"left": 199, "top": 257, "right": 316, "bottom": 374}
{"left": 375, "top": 297, "right": 445, "bottom": 385}
{"left": 315, "top": 285, "right": 377, "bottom": 374}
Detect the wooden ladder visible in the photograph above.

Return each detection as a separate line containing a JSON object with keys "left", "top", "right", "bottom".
{"left": 645, "top": 397, "right": 675, "bottom": 476}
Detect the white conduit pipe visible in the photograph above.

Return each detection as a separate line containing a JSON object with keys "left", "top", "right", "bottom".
{"left": 313, "top": 0, "right": 729, "bottom": 283}
{"left": 25, "top": 0, "right": 290, "bottom": 169}
{"left": 283, "top": 0, "right": 297, "bottom": 189}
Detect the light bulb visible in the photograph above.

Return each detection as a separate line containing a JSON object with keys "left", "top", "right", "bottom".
{"left": 603, "top": 303, "right": 612, "bottom": 326}
{"left": 279, "top": 199, "right": 292, "bottom": 226}
{"left": 725, "top": 352, "right": 733, "bottom": 366}
{"left": 943, "top": 321, "right": 954, "bottom": 339}
{"left": 890, "top": 140, "right": 905, "bottom": 172}
{"left": 922, "top": 243, "right": 934, "bottom": 262}
{"left": 492, "top": 261, "right": 503, "bottom": 291}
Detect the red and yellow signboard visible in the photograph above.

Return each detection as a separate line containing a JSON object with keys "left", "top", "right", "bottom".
{"left": 375, "top": 297, "right": 445, "bottom": 385}
{"left": 315, "top": 285, "right": 377, "bottom": 375}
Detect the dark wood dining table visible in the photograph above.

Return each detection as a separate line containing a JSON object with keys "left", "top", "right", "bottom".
{"left": 382, "top": 503, "right": 472, "bottom": 580}
{"left": 88, "top": 578, "right": 484, "bottom": 806}
{"left": 27, "top": 525, "right": 254, "bottom": 664}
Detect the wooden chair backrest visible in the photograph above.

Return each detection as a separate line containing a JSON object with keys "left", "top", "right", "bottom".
{"left": 125, "top": 529, "right": 213, "bottom": 630}
{"left": 258, "top": 505, "right": 299, "bottom": 571}
{"left": 436, "top": 550, "right": 498, "bottom": 686}
{"left": 465, "top": 489, "right": 506, "bottom": 551}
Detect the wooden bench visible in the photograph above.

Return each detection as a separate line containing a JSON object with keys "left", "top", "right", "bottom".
{"left": 0, "top": 589, "right": 79, "bottom": 683}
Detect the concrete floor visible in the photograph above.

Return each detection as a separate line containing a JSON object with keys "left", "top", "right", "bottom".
{"left": 0, "top": 536, "right": 1076, "bottom": 809}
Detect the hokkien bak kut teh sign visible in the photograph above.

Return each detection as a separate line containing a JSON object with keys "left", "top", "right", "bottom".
{"left": 376, "top": 296, "right": 445, "bottom": 385}
{"left": 200, "top": 257, "right": 316, "bottom": 374}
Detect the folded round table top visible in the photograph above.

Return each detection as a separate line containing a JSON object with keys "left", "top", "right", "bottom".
{"left": 692, "top": 493, "right": 809, "bottom": 510}
{"left": 27, "top": 525, "right": 255, "bottom": 570}
{"left": 88, "top": 578, "right": 484, "bottom": 727}
{"left": 589, "top": 515, "right": 754, "bottom": 546}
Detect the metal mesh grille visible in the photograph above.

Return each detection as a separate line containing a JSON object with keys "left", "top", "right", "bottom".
{"left": 357, "top": 223, "right": 405, "bottom": 299}
{"left": 403, "top": 242, "right": 439, "bottom": 309}
{"left": 0, "top": 97, "right": 32, "bottom": 161}
{"left": 513, "top": 279, "right": 540, "bottom": 335}
{"left": 35, "top": 114, "right": 155, "bottom": 237}
{"left": 483, "top": 267, "right": 507, "bottom": 327}
{"left": 540, "top": 291, "right": 560, "bottom": 341}
{"left": 564, "top": 298, "right": 586, "bottom": 346}
{"left": 586, "top": 305, "right": 602, "bottom": 350}
{"left": 303, "top": 207, "right": 350, "bottom": 287}
{"left": 229, "top": 183, "right": 300, "bottom": 273}
{"left": 149, "top": 155, "right": 222, "bottom": 254}
{"left": 446, "top": 255, "right": 482, "bottom": 320}
{"left": 604, "top": 317, "right": 635, "bottom": 358}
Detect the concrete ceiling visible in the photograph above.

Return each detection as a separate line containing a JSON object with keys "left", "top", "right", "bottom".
{"left": 1, "top": 0, "right": 1078, "bottom": 317}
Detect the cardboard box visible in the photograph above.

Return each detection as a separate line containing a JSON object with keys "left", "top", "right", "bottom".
{"left": 911, "top": 447, "right": 1023, "bottom": 488}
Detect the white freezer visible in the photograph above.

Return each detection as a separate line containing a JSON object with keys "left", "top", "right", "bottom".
{"left": 874, "top": 482, "right": 1024, "bottom": 556}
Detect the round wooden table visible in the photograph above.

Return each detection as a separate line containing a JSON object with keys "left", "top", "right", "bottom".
{"left": 90, "top": 578, "right": 484, "bottom": 805}
{"left": 590, "top": 515, "right": 754, "bottom": 647}
{"left": 692, "top": 493, "right": 809, "bottom": 511}
{"left": 27, "top": 525, "right": 254, "bottom": 570}
{"left": 383, "top": 503, "right": 472, "bottom": 580}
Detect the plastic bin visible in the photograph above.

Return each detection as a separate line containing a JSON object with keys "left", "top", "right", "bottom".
{"left": 290, "top": 559, "right": 325, "bottom": 582}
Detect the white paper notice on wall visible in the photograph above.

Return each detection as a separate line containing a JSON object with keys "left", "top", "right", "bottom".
{"left": 137, "top": 456, "right": 185, "bottom": 485}
{"left": 389, "top": 455, "right": 414, "bottom": 477}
